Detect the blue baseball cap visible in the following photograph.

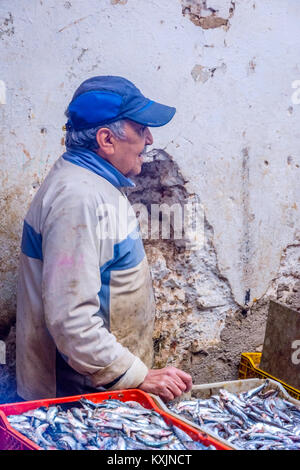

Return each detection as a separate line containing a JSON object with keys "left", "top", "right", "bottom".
{"left": 65, "top": 76, "right": 176, "bottom": 131}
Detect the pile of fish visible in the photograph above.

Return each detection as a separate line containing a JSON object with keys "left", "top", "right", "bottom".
{"left": 7, "top": 397, "right": 216, "bottom": 450}
{"left": 168, "top": 380, "right": 300, "bottom": 450}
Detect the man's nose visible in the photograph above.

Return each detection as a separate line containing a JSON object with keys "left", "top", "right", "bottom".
{"left": 145, "top": 128, "right": 153, "bottom": 146}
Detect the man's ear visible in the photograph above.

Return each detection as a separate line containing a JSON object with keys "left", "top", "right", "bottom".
{"left": 96, "top": 128, "right": 116, "bottom": 156}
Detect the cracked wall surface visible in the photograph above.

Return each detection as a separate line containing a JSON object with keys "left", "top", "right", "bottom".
{"left": 127, "top": 153, "right": 275, "bottom": 383}
{"left": 181, "top": 0, "right": 235, "bottom": 30}
{"left": 0, "top": 0, "right": 300, "bottom": 401}
{"left": 128, "top": 153, "right": 239, "bottom": 375}
{"left": 264, "top": 235, "right": 300, "bottom": 311}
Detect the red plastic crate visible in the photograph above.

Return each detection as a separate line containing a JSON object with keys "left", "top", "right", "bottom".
{"left": 0, "top": 389, "right": 230, "bottom": 450}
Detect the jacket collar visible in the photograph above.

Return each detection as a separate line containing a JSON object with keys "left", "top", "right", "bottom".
{"left": 62, "top": 146, "right": 135, "bottom": 188}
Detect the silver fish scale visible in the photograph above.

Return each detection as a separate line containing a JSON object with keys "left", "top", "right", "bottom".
{"left": 168, "top": 382, "right": 300, "bottom": 450}
{"left": 6, "top": 398, "right": 215, "bottom": 451}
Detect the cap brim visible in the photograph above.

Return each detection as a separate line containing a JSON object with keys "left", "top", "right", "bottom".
{"left": 124, "top": 101, "right": 176, "bottom": 127}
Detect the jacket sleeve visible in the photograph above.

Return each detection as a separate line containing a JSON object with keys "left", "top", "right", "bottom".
{"left": 41, "top": 188, "right": 148, "bottom": 389}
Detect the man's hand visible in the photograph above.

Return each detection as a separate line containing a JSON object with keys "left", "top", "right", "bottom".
{"left": 138, "top": 366, "right": 193, "bottom": 402}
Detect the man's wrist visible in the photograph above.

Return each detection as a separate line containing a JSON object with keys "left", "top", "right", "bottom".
{"left": 106, "top": 357, "right": 148, "bottom": 391}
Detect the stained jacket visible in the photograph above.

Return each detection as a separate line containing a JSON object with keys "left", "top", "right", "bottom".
{"left": 16, "top": 147, "right": 155, "bottom": 400}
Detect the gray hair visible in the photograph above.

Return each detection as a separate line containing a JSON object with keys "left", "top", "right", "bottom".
{"left": 64, "top": 117, "right": 127, "bottom": 151}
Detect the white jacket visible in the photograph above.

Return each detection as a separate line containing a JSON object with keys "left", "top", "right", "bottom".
{"left": 16, "top": 147, "right": 155, "bottom": 400}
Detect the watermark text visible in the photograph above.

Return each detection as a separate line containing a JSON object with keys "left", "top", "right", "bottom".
{"left": 291, "top": 340, "right": 300, "bottom": 365}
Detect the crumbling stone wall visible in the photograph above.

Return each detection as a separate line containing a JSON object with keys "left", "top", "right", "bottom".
{"left": 128, "top": 152, "right": 267, "bottom": 383}
{"left": 264, "top": 237, "right": 300, "bottom": 312}
{"left": 129, "top": 153, "right": 300, "bottom": 384}
{"left": 0, "top": 182, "right": 30, "bottom": 402}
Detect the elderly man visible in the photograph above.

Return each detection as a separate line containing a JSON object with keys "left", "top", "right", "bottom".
{"left": 16, "top": 76, "right": 192, "bottom": 402}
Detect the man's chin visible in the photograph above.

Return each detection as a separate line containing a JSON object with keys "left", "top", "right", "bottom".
{"left": 127, "top": 165, "right": 143, "bottom": 178}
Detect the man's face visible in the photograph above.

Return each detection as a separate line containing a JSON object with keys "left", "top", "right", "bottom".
{"left": 97, "top": 120, "right": 154, "bottom": 178}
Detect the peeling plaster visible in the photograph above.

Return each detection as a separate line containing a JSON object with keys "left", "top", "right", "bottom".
{"left": 191, "top": 62, "right": 226, "bottom": 83}
{"left": 191, "top": 64, "right": 211, "bottom": 83}
{"left": 263, "top": 234, "right": 300, "bottom": 310}
{"left": 128, "top": 151, "right": 240, "bottom": 372}
{"left": 181, "top": 0, "right": 235, "bottom": 30}
{"left": 128, "top": 150, "right": 271, "bottom": 384}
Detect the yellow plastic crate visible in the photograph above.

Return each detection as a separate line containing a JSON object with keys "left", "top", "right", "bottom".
{"left": 239, "top": 352, "right": 300, "bottom": 401}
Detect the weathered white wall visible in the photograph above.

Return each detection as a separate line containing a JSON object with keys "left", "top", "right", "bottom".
{"left": 1, "top": 0, "right": 300, "bottom": 399}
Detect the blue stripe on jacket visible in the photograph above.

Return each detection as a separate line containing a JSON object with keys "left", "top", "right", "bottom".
{"left": 21, "top": 220, "right": 43, "bottom": 261}
{"left": 98, "top": 228, "right": 145, "bottom": 330}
